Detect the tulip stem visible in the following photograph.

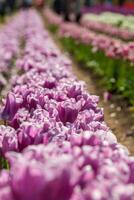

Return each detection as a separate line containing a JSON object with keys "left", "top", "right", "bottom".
{"left": 0, "top": 119, "right": 5, "bottom": 125}
{"left": 4, "top": 120, "right": 8, "bottom": 126}
{"left": 0, "top": 157, "right": 9, "bottom": 169}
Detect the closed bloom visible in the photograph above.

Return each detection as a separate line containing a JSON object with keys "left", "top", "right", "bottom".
{"left": 1, "top": 93, "right": 20, "bottom": 121}
{"left": 58, "top": 101, "right": 79, "bottom": 124}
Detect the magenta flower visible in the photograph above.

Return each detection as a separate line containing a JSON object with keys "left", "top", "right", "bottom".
{"left": 17, "top": 124, "right": 41, "bottom": 151}
{"left": 58, "top": 101, "right": 79, "bottom": 124}
{"left": 67, "top": 85, "right": 82, "bottom": 99}
{"left": 43, "top": 77, "right": 56, "bottom": 89}
{"left": 1, "top": 93, "right": 21, "bottom": 121}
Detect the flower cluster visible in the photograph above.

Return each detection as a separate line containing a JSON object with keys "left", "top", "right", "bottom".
{"left": 1, "top": 132, "right": 134, "bottom": 200}
{"left": 0, "top": 9, "right": 134, "bottom": 200}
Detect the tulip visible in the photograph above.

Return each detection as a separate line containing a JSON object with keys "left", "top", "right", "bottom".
{"left": 58, "top": 102, "right": 78, "bottom": 124}
{"left": 1, "top": 93, "right": 20, "bottom": 121}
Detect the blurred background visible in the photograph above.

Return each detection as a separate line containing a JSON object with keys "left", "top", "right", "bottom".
{"left": 0, "top": 0, "right": 45, "bottom": 17}
{"left": 0, "top": 0, "right": 134, "bottom": 16}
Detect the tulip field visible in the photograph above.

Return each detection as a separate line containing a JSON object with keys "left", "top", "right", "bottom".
{"left": 0, "top": 9, "right": 134, "bottom": 200}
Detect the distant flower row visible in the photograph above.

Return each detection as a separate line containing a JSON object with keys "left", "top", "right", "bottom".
{"left": 82, "top": 12, "right": 134, "bottom": 30}
{"left": 81, "top": 14, "right": 134, "bottom": 41}
{"left": 60, "top": 23, "right": 134, "bottom": 63}
{"left": 82, "top": 6, "right": 134, "bottom": 16}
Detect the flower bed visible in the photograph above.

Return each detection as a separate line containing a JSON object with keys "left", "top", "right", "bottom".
{"left": 0, "top": 9, "right": 134, "bottom": 200}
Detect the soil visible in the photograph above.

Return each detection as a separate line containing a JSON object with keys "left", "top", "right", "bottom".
{"left": 46, "top": 24, "right": 134, "bottom": 155}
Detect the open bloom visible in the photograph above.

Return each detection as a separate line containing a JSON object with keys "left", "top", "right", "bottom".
{"left": 0, "top": 125, "right": 18, "bottom": 156}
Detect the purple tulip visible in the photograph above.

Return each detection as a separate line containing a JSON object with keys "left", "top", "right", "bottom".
{"left": 0, "top": 186, "right": 13, "bottom": 200}
{"left": 58, "top": 101, "right": 78, "bottom": 124}
{"left": 43, "top": 77, "right": 57, "bottom": 89}
{"left": 17, "top": 124, "right": 41, "bottom": 151}
{"left": 2, "top": 131, "right": 18, "bottom": 155}
{"left": 67, "top": 85, "right": 82, "bottom": 99}
{"left": 1, "top": 93, "right": 21, "bottom": 121}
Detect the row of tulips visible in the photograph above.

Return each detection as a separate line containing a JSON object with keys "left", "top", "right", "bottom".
{"left": 0, "top": 13, "right": 25, "bottom": 91}
{"left": 59, "top": 23, "right": 134, "bottom": 63}
{"left": 0, "top": 9, "right": 108, "bottom": 161}
{"left": 44, "top": 9, "right": 134, "bottom": 106}
{"left": 81, "top": 16, "right": 134, "bottom": 41}
{"left": 0, "top": 9, "right": 134, "bottom": 200}
{"left": 81, "top": 12, "right": 134, "bottom": 31}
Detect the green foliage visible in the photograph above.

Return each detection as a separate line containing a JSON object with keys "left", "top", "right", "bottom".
{"left": 0, "top": 157, "right": 9, "bottom": 169}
